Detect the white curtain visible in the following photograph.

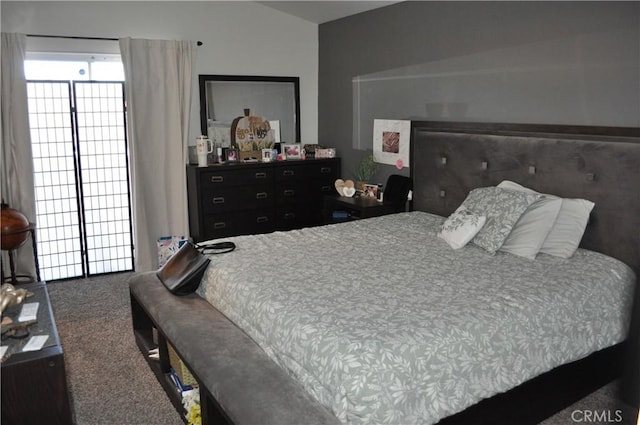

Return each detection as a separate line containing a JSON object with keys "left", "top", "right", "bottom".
{"left": 120, "top": 38, "right": 195, "bottom": 271}
{"left": 0, "top": 33, "right": 37, "bottom": 280}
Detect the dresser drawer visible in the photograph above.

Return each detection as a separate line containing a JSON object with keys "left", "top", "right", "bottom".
{"left": 203, "top": 209, "right": 275, "bottom": 239}
{"left": 200, "top": 168, "right": 272, "bottom": 188}
{"left": 277, "top": 181, "right": 334, "bottom": 204}
{"left": 275, "top": 163, "right": 308, "bottom": 182}
{"left": 276, "top": 204, "right": 325, "bottom": 230}
{"left": 276, "top": 160, "right": 338, "bottom": 182}
{"left": 309, "top": 180, "right": 335, "bottom": 197}
{"left": 275, "top": 182, "right": 308, "bottom": 205}
{"left": 304, "top": 161, "right": 340, "bottom": 180}
{"left": 202, "top": 184, "right": 274, "bottom": 213}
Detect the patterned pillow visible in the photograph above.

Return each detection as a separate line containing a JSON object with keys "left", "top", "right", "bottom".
{"left": 438, "top": 208, "right": 486, "bottom": 249}
{"left": 458, "top": 187, "right": 541, "bottom": 254}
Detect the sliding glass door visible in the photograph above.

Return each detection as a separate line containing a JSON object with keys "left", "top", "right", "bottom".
{"left": 27, "top": 80, "right": 134, "bottom": 281}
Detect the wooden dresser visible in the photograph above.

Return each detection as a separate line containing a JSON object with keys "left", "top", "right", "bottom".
{"left": 187, "top": 158, "right": 340, "bottom": 242}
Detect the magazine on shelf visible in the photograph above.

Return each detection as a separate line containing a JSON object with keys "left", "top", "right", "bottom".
{"left": 169, "top": 368, "right": 196, "bottom": 393}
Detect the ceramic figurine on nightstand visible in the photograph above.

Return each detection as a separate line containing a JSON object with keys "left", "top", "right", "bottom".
{"left": 334, "top": 179, "right": 356, "bottom": 197}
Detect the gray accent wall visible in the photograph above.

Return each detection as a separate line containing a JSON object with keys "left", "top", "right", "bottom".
{"left": 319, "top": 1, "right": 640, "bottom": 184}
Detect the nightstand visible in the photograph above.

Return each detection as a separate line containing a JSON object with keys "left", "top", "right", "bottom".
{"left": 323, "top": 195, "right": 397, "bottom": 223}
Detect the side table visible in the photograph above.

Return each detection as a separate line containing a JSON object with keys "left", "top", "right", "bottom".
{"left": 1, "top": 223, "right": 41, "bottom": 284}
{"left": 1, "top": 281, "right": 72, "bottom": 425}
{"left": 323, "top": 195, "right": 397, "bottom": 223}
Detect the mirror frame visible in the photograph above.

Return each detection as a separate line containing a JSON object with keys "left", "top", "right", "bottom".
{"left": 199, "top": 74, "right": 301, "bottom": 143}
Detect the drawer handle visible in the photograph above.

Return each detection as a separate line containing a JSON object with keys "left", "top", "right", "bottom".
{"left": 255, "top": 172, "right": 267, "bottom": 179}
{"left": 320, "top": 167, "right": 331, "bottom": 174}
{"left": 284, "top": 189, "right": 295, "bottom": 197}
{"left": 214, "top": 222, "right": 226, "bottom": 229}
{"left": 211, "top": 175, "right": 224, "bottom": 183}
{"left": 284, "top": 212, "right": 296, "bottom": 220}
{"left": 213, "top": 197, "right": 225, "bottom": 204}
{"left": 283, "top": 170, "right": 294, "bottom": 176}
{"left": 256, "top": 216, "right": 269, "bottom": 223}
{"left": 320, "top": 185, "right": 331, "bottom": 192}
{"left": 256, "top": 192, "right": 268, "bottom": 199}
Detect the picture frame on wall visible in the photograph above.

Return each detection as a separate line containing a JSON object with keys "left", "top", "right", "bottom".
{"left": 373, "top": 119, "right": 410, "bottom": 169}
{"left": 282, "top": 143, "right": 302, "bottom": 160}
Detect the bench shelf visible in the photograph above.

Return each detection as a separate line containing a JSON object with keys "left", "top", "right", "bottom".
{"left": 130, "top": 289, "right": 230, "bottom": 425}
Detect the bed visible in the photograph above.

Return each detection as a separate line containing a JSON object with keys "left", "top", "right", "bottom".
{"left": 130, "top": 121, "right": 639, "bottom": 425}
{"left": 197, "top": 211, "right": 634, "bottom": 424}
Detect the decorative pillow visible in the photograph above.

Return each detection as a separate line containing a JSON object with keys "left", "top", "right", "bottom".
{"left": 438, "top": 208, "right": 486, "bottom": 249}
{"left": 457, "top": 187, "right": 541, "bottom": 254}
{"left": 497, "top": 182, "right": 563, "bottom": 260}
{"left": 497, "top": 181, "right": 594, "bottom": 258}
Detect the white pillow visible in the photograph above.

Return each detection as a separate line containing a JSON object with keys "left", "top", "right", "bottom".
{"left": 438, "top": 208, "right": 486, "bottom": 250}
{"left": 497, "top": 181, "right": 594, "bottom": 258}
{"left": 497, "top": 183, "right": 563, "bottom": 259}
{"left": 539, "top": 199, "right": 594, "bottom": 258}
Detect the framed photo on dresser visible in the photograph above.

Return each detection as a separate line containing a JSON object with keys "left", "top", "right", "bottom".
{"left": 282, "top": 143, "right": 302, "bottom": 159}
{"left": 225, "top": 148, "right": 239, "bottom": 162}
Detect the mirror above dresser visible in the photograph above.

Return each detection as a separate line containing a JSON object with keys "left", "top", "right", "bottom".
{"left": 199, "top": 75, "right": 301, "bottom": 146}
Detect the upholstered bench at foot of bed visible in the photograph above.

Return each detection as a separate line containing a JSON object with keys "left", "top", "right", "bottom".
{"left": 128, "top": 271, "right": 339, "bottom": 425}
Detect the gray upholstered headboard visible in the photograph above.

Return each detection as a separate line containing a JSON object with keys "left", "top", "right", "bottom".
{"left": 410, "top": 121, "right": 640, "bottom": 276}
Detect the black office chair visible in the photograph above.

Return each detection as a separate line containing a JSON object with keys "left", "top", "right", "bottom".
{"left": 382, "top": 174, "right": 412, "bottom": 213}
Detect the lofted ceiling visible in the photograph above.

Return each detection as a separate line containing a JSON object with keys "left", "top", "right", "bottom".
{"left": 256, "top": 1, "right": 401, "bottom": 24}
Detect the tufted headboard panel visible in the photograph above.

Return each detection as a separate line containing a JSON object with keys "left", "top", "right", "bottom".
{"left": 410, "top": 121, "right": 640, "bottom": 276}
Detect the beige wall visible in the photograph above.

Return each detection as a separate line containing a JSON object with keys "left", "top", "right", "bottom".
{"left": 1, "top": 1, "right": 319, "bottom": 145}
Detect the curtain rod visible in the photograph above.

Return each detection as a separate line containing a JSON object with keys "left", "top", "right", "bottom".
{"left": 26, "top": 34, "right": 203, "bottom": 46}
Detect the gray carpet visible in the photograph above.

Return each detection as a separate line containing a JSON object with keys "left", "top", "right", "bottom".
{"left": 47, "top": 272, "right": 182, "bottom": 425}
{"left": 539, "top": 381, "right": 637, "bottom": 425}
{"left": 46, "top": 272, "right": 637, "bottom": 425}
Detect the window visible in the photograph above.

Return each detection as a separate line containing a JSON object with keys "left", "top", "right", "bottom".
{"left": 25, "top": 52, "right": 125, "bottom": 81}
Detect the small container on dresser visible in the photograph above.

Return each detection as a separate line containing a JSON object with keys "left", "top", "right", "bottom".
{"left": 187, "top": 158, "right": 340, "bottom": 242}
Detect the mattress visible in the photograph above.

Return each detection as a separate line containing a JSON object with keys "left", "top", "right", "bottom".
{"left": 197, "top": 211, "right": 635, "bottom": 424}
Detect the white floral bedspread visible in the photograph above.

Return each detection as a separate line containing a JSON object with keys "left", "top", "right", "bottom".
{"left": 197, "top": 211, "right": 635, "bottom": 424}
